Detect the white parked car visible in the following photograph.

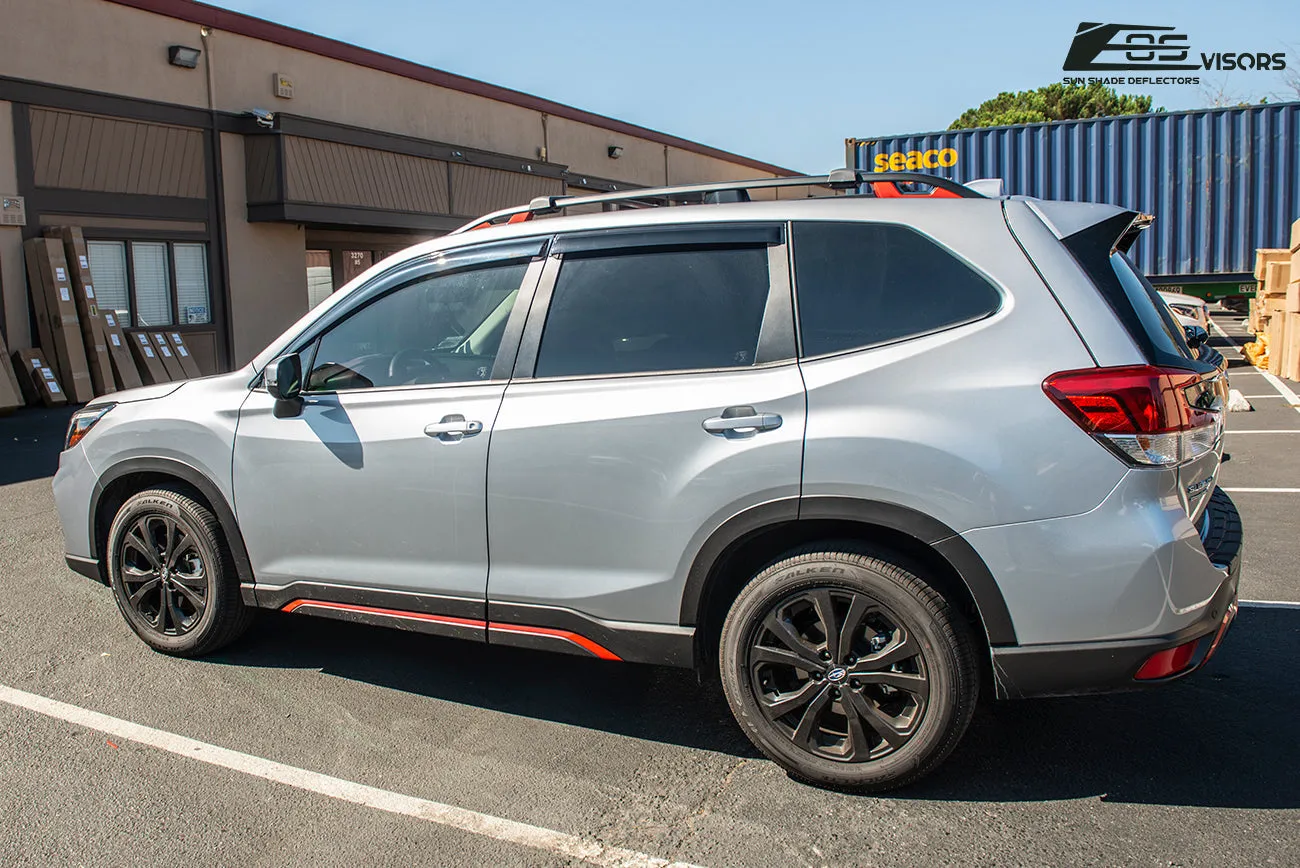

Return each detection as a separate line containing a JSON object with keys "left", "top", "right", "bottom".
{"left": 1159, "top": 291, "right": 1210, "bottom": 331}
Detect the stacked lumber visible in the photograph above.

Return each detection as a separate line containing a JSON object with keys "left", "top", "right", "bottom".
{"left": 1249, "top": 249, "right": 1289, "bottom": 333}
{"left": 1246, "top": 220, "right": 1300, "bottom": 380}
{"left": 1287, "top": 221, "right": 1300, "bottom": 380}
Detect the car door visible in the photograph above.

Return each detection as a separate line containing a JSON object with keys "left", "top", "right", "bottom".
{"left": 485, "top": 224, "right": 806, "bottom": 639}
{"left": 233, "top": 239, "right": 546, "bottom": 629}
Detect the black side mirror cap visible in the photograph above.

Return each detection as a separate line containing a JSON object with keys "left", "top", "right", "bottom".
{"left": 1183, "top": 324, "right": 1208, "bottom": 349}
{"left": 265, "top": 354, "right": 304, "bottom": 417}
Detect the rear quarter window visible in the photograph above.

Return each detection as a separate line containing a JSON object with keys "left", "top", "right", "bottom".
{"left": 791, "top": 222, "right": 1002, "bottom": 357}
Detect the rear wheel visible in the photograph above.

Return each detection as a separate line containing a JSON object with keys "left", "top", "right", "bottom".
{"left": 106, "top": 487, "right": 252, "bottom": 657}
{"left": 718, "top": 546, "right": 979, "bottom": 791}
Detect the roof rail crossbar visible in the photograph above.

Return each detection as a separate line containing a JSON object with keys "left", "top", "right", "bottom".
{"left": 452, "top": 169, "right": 984, "bottom": 233}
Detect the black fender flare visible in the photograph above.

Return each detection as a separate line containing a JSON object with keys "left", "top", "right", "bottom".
{"left": 678, "top": 495, "right": 1017, "bottom": 646}
{"left": 89, "top": 456, "right": 256, "bottom": 588}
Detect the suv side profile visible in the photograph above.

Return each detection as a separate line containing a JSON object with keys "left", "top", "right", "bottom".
{"left": 53, "top": 171, "right": 1241, "bottom": 791}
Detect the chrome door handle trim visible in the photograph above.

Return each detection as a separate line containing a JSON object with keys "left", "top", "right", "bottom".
{"left": 424, "top": 415, "right": 484, "bottom": 441}
{"left": 702, "top": 413, "right": 783, "bottom": 435}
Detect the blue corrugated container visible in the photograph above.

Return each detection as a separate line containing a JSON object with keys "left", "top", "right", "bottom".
{"left": 851, "top": 102, "right": 1300, "bottom": 293}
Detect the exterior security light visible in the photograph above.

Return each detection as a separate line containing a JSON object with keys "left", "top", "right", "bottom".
{"left": 168, "top": 45, "right": 202, "bottom": 68}
{"left": 607, "top": 145, "right": 623, "bottom": 159}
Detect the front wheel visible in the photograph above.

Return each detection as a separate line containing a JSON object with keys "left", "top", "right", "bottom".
{"left": 718, "top": 547, "right": 979, "bottom": 791}
{"left": 106, "top": 487, "right": 252, "bottom": 657}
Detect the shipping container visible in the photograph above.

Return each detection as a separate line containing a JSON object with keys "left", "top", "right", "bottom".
{"left": 849, "top": 102, "right": 1300, "bottom": 300}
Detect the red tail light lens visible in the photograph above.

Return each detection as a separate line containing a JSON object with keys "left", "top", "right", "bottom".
{"left": 1043, "top": 366, "right": 1222, "bottom": 466}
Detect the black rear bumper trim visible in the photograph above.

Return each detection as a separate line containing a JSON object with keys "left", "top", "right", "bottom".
{"left": 992, "top": 488, "right": 1242, "bottom": 698}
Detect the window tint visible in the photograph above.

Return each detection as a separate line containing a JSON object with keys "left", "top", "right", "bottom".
{"left": 792, "top": 222, "right": 1001, "bottom": 357}
{"left": 534, "top": 246, "right": 770, "bottom": 378}
{"left": 306, "top": 262, "right": 527, "bottom": 392}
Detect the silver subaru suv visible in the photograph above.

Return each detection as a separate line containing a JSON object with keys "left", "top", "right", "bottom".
{"left": 52, "top": 170, "right": 1241, "bottom": 791}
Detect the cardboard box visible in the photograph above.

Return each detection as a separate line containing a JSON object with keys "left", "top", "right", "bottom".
{"left": 164, "top": 331, "right": 204, "bottom": 379}
{"left": 129, "top": 331, "right": 170, "bottom": 384}
{"left": 1286, "top": 312, "right": 1300, "bottom": 381}
{"left": 1255, "top": 249, "right": 1290, "bottom": 282}
{"left": 23, "top": 237, "right": 94, "bottom": 402}
{"left": 46, "top": 226, "right": 116, "bottom": 395}
{"left": 12, "top": 348, "right": 67, "bottom": 407}
{"left": 1287, "top": 281, "right": 1300, "bottom": 315}
{"left": 0, "top": 328, "right": 27, "bottom": 411}
{"left": 150, "top": 332, "right": 187, "bottom": 381}
{"left": 1263, "top": 261, "right": 1291, "bottom": 297}
{"left": 100, "top": 312, "right": 144, "bottom": 390}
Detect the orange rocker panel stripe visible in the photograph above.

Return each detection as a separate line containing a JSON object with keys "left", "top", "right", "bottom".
{"left": 280, "top": 600, "right": 622, "bottom": 661}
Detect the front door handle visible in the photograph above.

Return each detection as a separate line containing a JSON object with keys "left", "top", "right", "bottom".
{"left": 424, "top": 414, "right": 483, "bottom": 442}
{"left": 702, "top": 406, "right": 783, "bottom": 438}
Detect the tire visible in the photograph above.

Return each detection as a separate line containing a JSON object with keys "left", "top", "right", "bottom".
{"left": 106, "top": 486, "right": 252, "bottom": 657}
{"left": 718, "top": 546, "right": 979, "bottom": 792}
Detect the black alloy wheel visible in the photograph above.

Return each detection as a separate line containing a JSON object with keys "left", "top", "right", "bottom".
{"left": 747, "top": 588, "right": 929, "bottom": 762}
{"left": 718, "top": 547, "right": 978, "bottom": 792}
{"left": 118, "top": 512, "right": 209, "bottom": 636}
{"left": 107, "top": 487, "right": 252, "bottom": 657}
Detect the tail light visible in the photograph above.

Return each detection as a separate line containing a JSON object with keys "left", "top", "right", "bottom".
{"left": 1043, "top": 366, "right": 1222, "bottom": 466}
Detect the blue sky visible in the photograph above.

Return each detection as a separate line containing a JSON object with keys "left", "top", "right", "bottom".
{"left": 209, "top": 0, "right": 1298, "bottom": 172}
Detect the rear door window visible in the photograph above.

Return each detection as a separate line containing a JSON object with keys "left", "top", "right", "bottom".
{"left": 791, "top": 221, "right": 1002, "bottom": 357}
{"left": 534, "top": 245, "right": 770, "bottom": 378}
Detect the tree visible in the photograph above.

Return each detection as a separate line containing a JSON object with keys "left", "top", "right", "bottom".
{"left": 949, "top": 83, "right": 1157, "bottom": 131}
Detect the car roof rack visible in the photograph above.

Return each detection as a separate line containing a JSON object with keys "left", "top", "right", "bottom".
{"left": 451, "top": 169, "right": 985, "bottom": 234}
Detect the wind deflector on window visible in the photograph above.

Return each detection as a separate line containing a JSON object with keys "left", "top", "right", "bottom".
{"left": 551, "top": 224, "right": 783, "bottom": 256}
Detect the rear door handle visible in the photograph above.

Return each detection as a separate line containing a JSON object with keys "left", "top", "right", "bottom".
{"left": 424, "top": 414, "right": 483, "bottom": 442}
{"left": 702, "top": 406, "right": 783, "bottom": 438}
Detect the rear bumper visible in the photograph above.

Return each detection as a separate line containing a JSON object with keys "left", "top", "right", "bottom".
{"left": 992, "top": 488, "right": 1242, "bottom": 698}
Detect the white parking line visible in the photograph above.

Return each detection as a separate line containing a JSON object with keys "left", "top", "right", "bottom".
{"left": 1241, "top": 599, "right": 1300, "bottom": 609}
{"left": 0, "top": 684, "right": 699, "bottom": 868}
{"left": 1221, "top": 487, "right": 1300, "bottom": 493}
{"left": 1210, "top": 318, "right": 1300, "bottom": 416}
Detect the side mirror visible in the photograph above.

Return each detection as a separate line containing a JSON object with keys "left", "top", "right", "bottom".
{"left": 1183, "top": 324, "right": 1209, "bottom": 350}
{"left": 265, "top": 354, "right": 303, "bottom": 417}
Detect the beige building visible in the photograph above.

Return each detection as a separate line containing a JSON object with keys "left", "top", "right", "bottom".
{"left": 0, "top": 0, "right": 795, "bottom": 375}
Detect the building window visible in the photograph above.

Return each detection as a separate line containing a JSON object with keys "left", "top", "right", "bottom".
{"left": 306, "top": 250, "right": 333, "bottom": 310}
{"left": 304, "top": 247, "right": 404, "bottom": 310}
{"left": 85, "top": 240, "right": 212, "bottom": 327}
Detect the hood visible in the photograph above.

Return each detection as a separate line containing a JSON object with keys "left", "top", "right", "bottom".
{"left": 88, "top": 381, "right": 185, "bottom": 407}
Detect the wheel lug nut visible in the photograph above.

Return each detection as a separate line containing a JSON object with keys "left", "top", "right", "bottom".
{"left": 830, "top": 688, "right": 840, "bottom": 698}
{"left": 819, "top": 650, "right": 831, "bottom": 660}
{"left": 849, "top": 679, "right": 860, "bottom": 689}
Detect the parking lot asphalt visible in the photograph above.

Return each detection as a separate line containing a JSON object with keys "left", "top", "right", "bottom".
{"left": 2, "top": 320, "right": 1298, "bottom": 867}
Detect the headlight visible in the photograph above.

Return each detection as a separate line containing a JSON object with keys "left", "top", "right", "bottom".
{"left": 65, "top": 403, "right": 115, "bottom": 450}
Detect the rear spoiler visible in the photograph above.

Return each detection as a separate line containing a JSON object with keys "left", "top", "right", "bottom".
{"left": 1025, "top": 200, "right": 1151, "bottom": 255}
